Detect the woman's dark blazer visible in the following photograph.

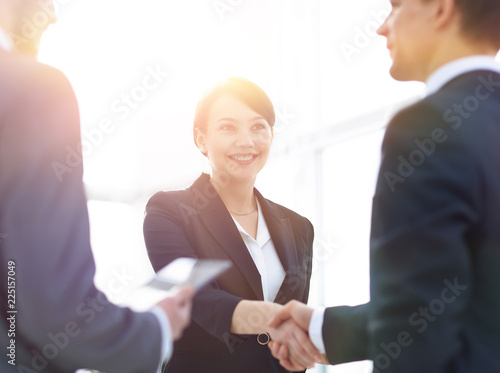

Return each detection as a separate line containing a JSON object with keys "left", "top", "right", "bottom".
{"left": 143, "top": 173, "right": 314, "bottom": 373}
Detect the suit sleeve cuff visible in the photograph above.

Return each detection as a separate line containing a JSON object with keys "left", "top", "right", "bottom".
{"left": 308, "top": 307, "right": 326, "bottom": 354}
{"left": 150, "top": 306, "right": 174, "bottom": 371}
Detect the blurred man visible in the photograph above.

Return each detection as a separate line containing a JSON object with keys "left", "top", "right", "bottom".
{"left": 0, "top": 1, "right": 194, "bottom": 372}
{"left": 1, "top": 0, "right": 55, "bottom": 56}
{"left": 269, "top": 0, "right": 500, "bottom": 372}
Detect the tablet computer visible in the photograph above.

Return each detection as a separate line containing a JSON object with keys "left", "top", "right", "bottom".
{"left": 147, "top": 257, "right": 232, "bottom": 291}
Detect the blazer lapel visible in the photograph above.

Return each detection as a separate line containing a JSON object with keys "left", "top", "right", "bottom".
{"left": 191, "top": 174, "right": 264, "bottom": 300}
{"left": 255, "top": 190, "right": 300, "bottom": 304}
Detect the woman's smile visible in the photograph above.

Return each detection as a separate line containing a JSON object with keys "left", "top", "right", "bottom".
{"left": 228, "top": 153, "right": 258, "bottom": 163}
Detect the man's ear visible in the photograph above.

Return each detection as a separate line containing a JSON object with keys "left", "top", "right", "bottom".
{"left": 193, "top": 127, "right": 207, "bottom": 155}
{"left": 433, "top": 0, "right": 458, "bottom": 30}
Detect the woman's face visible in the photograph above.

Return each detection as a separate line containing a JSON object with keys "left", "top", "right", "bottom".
{"left": 196, "top": 94, "right": 273, "bottom": 185}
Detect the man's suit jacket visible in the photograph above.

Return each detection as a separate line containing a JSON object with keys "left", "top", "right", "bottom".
{"left": 0, "top": 49, "right": 164, "bottom": 373}
{"left": 144, "top": 173, "right": 314, "bottom": 373}
{"left": 322, "top": 70, "right": 500, "bottom": 372}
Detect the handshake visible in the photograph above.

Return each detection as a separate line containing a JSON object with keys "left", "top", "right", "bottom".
{"left": 267, "top": 300, "right": 329, "bottom": 371}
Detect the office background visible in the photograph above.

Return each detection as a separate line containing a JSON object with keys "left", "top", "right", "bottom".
{"left": 39, "top": 0, "right": 427, "bottom": 371}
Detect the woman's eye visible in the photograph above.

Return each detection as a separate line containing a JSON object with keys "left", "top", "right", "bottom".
{"left": 220, "top": 124, "right": 234, "bottom": 131}
{"left": 253, "top": 123, "right": 267, "bottom": 130}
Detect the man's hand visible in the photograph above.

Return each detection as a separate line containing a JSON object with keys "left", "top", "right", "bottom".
{"left": 156, "top": 286, "right": 195, "bottom": 340}
{"left": 268, "top": 319, "right": 319, "bottom": 371}
{"left": 268, "top": 299, "right": 314, "bottom": 331}
{"left": 269, "top": 339, "right": 329, "bottom": 371}
{"left": 267, "top": 300, "right": 326, "bottom": 370}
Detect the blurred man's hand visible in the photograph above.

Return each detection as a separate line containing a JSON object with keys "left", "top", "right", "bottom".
{"left": 156, "top": 286, "right": 195, "bottom": 340}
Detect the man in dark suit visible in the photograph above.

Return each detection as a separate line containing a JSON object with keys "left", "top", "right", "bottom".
{"left": 0, "top": 1, "right": 193, "bottom": 372}
{"left": 268, "top": 0, "right": 500, "bottom": 372}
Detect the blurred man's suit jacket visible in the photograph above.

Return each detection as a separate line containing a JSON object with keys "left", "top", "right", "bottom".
{"left": 323, "top": 69, "right": 500, "bottom": 373}
{"left": 0, "top": 48, "right": 165, "bottom": 373}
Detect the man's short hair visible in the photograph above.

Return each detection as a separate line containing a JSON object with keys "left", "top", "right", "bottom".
{"left": 454, "top": 0, "right": 500, "bottom": 49}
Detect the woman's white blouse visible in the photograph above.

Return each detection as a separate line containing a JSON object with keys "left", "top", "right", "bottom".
{"left": 231, "top": 200, "right": 286, "bottom": 302}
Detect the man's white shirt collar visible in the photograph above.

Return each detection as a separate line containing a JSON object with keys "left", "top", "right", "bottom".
{"left": 426, "top": 55, "right": 500, "bottom": 96}
{"left": 0, "top": 26, "right": 13, "bottom": 52}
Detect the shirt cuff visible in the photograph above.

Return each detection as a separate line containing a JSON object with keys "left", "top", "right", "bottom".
{"left": 308, "top": 307, "right": 326, "bottom": 354}
{"left": 150, "top": 306, "right": 174, "bottom": 371}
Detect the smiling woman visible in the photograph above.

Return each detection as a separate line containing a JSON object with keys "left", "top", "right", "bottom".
{"left": 142, "top": 77, "right": 316, "bottom": 373}
{"left": 194, "top": 77, "right": 274, "bottom": 195}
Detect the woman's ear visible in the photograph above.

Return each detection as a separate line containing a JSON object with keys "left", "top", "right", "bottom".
{"left": 194, "top": 127, "right": 207, "bottom": 155}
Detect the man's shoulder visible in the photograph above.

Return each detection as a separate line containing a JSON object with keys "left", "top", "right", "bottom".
{"left": 422, "top": 69, "right": 500, "bottom": 112}
{"left": 0, "top": 51, "right": 73, "bottom": 104}
{"left": 0, "top": 52, "right": 79, "bottom": 152}
{"left": 388, "top": 69, "right": 500, "bottom": 134}
{"left": 0, "top": 50, "right": 64, "bottom": 82}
